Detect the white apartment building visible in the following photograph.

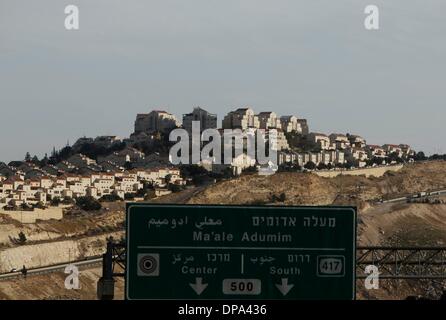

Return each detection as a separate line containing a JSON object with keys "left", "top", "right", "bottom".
{"left": 382, "top": 144, "right": 403, "bottom": 157}
{"left": 222, "top": 108, "right": 260, "bottom": 130}
{"left": 348, "top": 135, "right": 367, "bottom": 149}
{"left": 257, "top": 112, "right": 281, "bottom": 130}
{"left": 182, "top": 107, "right": 217, "bottom": 133}
{"left": 366, "top": 145, "right": 386, "bottom": 158}
{"left": 134, "top": 110, "right": 180, "bottom": 134}
{"left": 399, "top": 144, "right": 414, "bottom": 156}
{"left": 345, "top": 148, "right": 369, "bottom": 163}
{"left": 69, "top": 181, "right": 87, "bottom": 197}
{"left": 329, "top": 134, "right": 350, "bottom": 150}
{"left": 307, "top": 133, "right": 331, "bottom": 150}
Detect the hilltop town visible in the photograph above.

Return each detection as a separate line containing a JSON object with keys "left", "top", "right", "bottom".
{"left": 0, "top": 107, "right": 445, "bottom": 301}
{"left": 0, "top": 106, "right": 424, "bottom": 211}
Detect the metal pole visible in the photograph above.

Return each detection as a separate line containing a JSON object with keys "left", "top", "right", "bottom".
{"left": 97, "top": 239, "right": 115, "bottom": 300}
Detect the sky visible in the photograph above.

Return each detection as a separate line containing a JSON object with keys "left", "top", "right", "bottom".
{"left": 1, "top": 0, "right": 445, "bottom": 162}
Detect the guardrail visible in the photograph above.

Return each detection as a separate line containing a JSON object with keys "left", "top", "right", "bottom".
{"left": 0, "top": 256, "right": 103, "bottom": 281}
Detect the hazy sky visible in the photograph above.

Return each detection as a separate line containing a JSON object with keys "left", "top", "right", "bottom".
{"left": 1, "top": 0, "right": 445, "bottom": 162}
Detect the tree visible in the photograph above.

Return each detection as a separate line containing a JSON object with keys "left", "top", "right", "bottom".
{"left": 31, "top": 155, "right": 40, "bottom": 165}
{"left": 180, "top": 164, "right": 211, "bottom": 186}
{"left": 62, "top": 197, "right": 75, "bottom": 205}
{"left": 40, "top": 153, "right": 49, "bottom": 167}
{"left": 345, "top": 159, "right": 356, "bottom": 169}
{"left": 100, "top": 194, "right": 122, "bottom": 202}
{"left": 168, "top": 183, "right": 184, "bottom": 193}
{"left": 317, "top": 162, "right": 328, "bottom": 170}
{"left": 220, "top": 167, "right": 234, "bottom": 180}
{"left": 278, "top": 162, "right": 294, "bottom": 172}
{"left": 50, "top": 197, "right": 61, "bottom": 206}
{"left": 35, "top": 201, "right": 46, "bottom": 209}
{"left": 278, "top": 192, "right": 286, "bottom": 202}
{"left": 413, "top": 151, "right": 427, "bottom": 161}
{"left": 124, "top": 161, "right": 133, "bottom": 170}
{"left": 124, "top": 193, "right": 135, "bottom": 200}
{"left": 388, "top": 152, "right": 404, "bottom": 164}
{"left": 429, "top": 154, "right": 446, "bottom": 161}
{"left": 76, "top": 196, "right": 102, "bottom": 211}
{"left": 242, "top": 166, "right": 258, "bottom": 174}
{"left": 304, "top": 161, "right": 316, "bottom": 170}
{"left": 284, "top": 132, "right": 315, "bottom": 151}
{"left": 24, "top": 152, "right": 31, "bottom": 162}
{"left": 20, "top": 203, "right": 30, "bottom": 210}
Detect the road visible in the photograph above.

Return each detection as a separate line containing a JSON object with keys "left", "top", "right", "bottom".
{"left": 380, "top": 188, "right": 446, "bottom": 204}
{"left": 1, "top": 186, "right": 443, "bottom": 281}
{"left": 0, "top": 187, "right": 207, "bottom": 282}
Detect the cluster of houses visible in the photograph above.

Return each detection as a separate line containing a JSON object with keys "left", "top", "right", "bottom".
{"left": 0, "top": 158, "right": 185, "bottom": 209}
{"left": 279, "top": 133, "right": 414, "bottom": 168}
{"left": 1, "top": 106, "right": 416, "bottom": 210}
{"left": 127, "top": 107, "right": 415, "bottom": 171}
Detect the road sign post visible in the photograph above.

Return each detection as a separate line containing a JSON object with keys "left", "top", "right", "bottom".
{"left": 125, "top": 204, "right": 356, "bottom": 300}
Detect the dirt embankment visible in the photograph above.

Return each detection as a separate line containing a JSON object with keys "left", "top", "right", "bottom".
{"left": 0, "top": 266, "right": 124, "bottom": 300}
{"left": 0, "top": 231, "right": 123, "bottom": 273}
{"left": 189, "top": 172, "right": 338, "bottom": 206}
{"left": 188, "top": 161, "right": 446, "bottom": 207}
{"left": 358, "top": 202, "right": 446, "bottom": 246}
{"left": 0, "top": 202, "right": 126, "bottom": 273}
{"left": 0, "top": 203, "right": 125, "bottom": 249}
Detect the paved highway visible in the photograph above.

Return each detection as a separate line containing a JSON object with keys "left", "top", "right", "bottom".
{"left": 1, "top": 187, "right": 444, "bottom": 281}
{"left": 380, "top": 188, "right": 446, "bottom": 204}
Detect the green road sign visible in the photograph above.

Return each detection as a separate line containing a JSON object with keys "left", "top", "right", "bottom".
{"left": 125, "top": 204, "right": 356, "bottom": 300}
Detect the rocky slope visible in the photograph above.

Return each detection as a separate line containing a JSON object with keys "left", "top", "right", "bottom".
{"left": 188, "top": 161, "right": 446, "bottom": 207}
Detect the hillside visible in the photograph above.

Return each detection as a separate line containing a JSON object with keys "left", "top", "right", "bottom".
{"left": 188, "top": 161, "right": 446, "bottom": 300}
{"left": 0, "top": 161, "right": 445, "bottom": 300}
{"left": 0, "top": 266, "right": 124, "bottom": 300}
{"left": 188, "top": 161, "right": 446, "bottom": 207}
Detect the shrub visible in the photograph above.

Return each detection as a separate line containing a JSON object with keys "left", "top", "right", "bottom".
{"left": 124, "top": 193, "right": 136, "bottom": 200}
{"left": 76, "top": 196, "right": 102, "bottom": 211}
{"left": 304, "top": 161, "right": 316, "bottom": 170}
{"left": 168, "top": 183, "right": 185, "bottom": 193}
{"left": 100, "top": 194, "right": 122, "bottom": 202}
{"left": 50, "top": 197, "right": 61, "bottom": 206}
{"left": 62, "top": 197, "right": 75, "bottom": 205}
{"left": 278, "top": 192, "right": 286, "bottom": 202}
{"left": 17, "top": 231, "right": 27, "bottom": 245}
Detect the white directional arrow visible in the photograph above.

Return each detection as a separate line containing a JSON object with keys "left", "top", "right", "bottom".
{"left": 189, "top": 277, "right": 208, "bottom": 295}
{"left": 275, "top": 278, "right": 294, "bottom": 296}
